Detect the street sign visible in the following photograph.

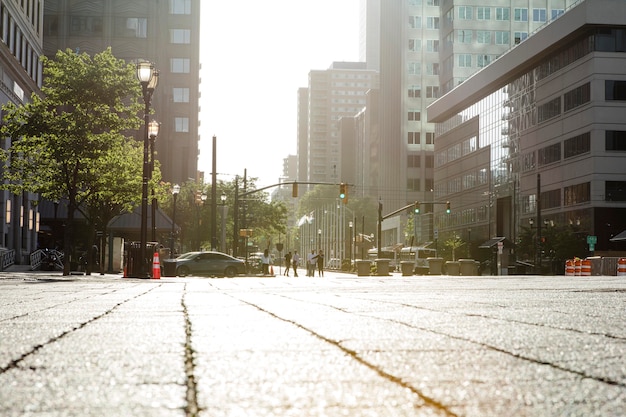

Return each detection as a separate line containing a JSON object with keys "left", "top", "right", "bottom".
{"left": 587, "top": 235, "right": 597, "bottom": 245}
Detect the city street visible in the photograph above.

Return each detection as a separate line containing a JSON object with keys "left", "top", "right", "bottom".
{"left": 0, "top": 269, "right": 624, "bottom": 416}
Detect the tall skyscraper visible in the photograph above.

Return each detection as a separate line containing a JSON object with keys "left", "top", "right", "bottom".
{"left": 43, "top": 0, "right": 201, "bottom": 185}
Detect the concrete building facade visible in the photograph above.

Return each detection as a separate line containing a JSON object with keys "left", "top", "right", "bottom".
{"left": 43, "top": 0, "right": 201, "bottom": 186}
{"left": 0, "top": 0, "right": 44, "bottom": 264}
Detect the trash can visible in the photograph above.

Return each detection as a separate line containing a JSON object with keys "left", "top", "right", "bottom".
{"left": 459, "top": 259, "right": 477, "bottom": 276}
{"left": 400, "top": 261, "right": 415, "bottom": 276}
{"left": 356, "top": 260, "right": 371, "bottom": 276}
{"left": 376, "top": 259, "right": 390, "bottom": 276}
{"left": 428, "top": 257, "right": 444, "bottom": 275}
{"left": 162, "top": 260, "right": 177, "bottom": 277}
{"left": 124, "top": 241, "right": 158, "bottom": 278}
{"left": 446, "top": 261, "right": 460, "bottom": 276}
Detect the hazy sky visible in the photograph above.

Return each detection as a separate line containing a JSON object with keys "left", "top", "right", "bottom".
{"left": 198, "top": 1, "right": 361, "bottom": 188}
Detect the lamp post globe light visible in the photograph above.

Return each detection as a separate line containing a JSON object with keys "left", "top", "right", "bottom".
{"left": 148, "top": 120, "right": 160, "bottom": 242}
{"left": 136, "top": 60, "right": 158, "bottom": 277}
{"left": 170, "top": 184, "right": 180, "bottom": 259}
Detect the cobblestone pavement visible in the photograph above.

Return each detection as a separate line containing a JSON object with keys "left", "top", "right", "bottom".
{"left": 0, "top": 270, "right": 624, "bottom": 416}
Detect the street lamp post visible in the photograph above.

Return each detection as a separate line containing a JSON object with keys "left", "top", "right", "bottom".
{"left": 136, "top": 61, "right": 158, "bottom": 277}
{"left": 170, "top": 184, "right": 180, "bottom": 258}
{"left": 220, "top": 194, "right": 227, "bottom": 253}
{"left": 148, "top": 120, "right": 160, "bottom": 242}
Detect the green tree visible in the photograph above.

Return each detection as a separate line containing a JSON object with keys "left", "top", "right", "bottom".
{"left": 444, "top": 234, "right": 465, "bottom": 261}
{"left": 1, "top": 48, "right": 143, "bottom": 275}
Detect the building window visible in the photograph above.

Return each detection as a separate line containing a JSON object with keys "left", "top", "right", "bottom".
{"left": 407, "top": 178, "right": 420, "bottom": 191}
{"left": 426, "top": 39, "right": 439, "bottom": 52}
{"left": 408, "top": 155, "right": 420, "bottom": 168}
{"left": 537, "top": 97, "right": 561, "bottom": 123}
{"left": 495, "top": 31, "right": 510, "bottom": 45}
{"left": 171, "top": 58, "right": 190, "bottom": 73}
{"left": 476, "top": 7, "right": 491, "bottom": 20}
{"left": 458, "top": 6, "right": 472, "bottom": 20}
{"left": 564, "top": 182, "right": 590, "bottom": 206}
{"left": 170, "top": 0, "right": 191, "bottom": 14}
{"left": 552, "top": 9, "right": 565, "bottom": 19}
{"left": 70, "top": 16, "right": 103, "bottom": 36}
{"left": 496, "top": 7, "right": 510, "bottom": 21}
{"left": 408, "top": 39, "right": 421, "bottom": 52}
{"left": 426, "top": 63, "right": 439, "bottom": 75}
{"left": 170, "top": 29, "right": 190, "bottom": 44}
{"left": 408, "top": 62, "right": 421, "bottom": 75}
{"left": 426, "top": 86, "right": 439, "bottom": 98}
{"left": 425, "top": 132, "right": 435, "bottom": 144}
{"left": 425, "top": 155, "right": 434, "bottom": 168}
{"left": 606, "top": 181, "right": 626, "bottom": 201}
{"left": 606, "top": 130, "right": 626, "bottom": 151}
{"left": 115, "top": 17, "right": 147, "bottom": 38}
{"left": 457, "top": 30, "right": 472, "bottom": 43}
{"left": 538, "top": 143, "right": 561, "bottom": 166}
{"left": 426, "top": 17, "right": 439, "bottom": 29}
{"left": 408, "top": 110, "right": 421, "bottom": 120}
{"left": 409, "top": 15, "right": 421, "bottom": 28}
{"left": 174, "top": 117, "right": 189, "bottom": 132}
{"left": 514, "top": 32, "right": 528, "bottom": 44}
{"left": 514, "top": 8, "right": 528, "bottom": 22}
{"left": 541, "top": 189, "right": 561, "bottom": 209}
{"left": 477, "top": 55, "right": 493, "bottom": 68}
{"left": 458, "top": 54, "right": 471, "bottom": 67}
{"left": 605, "top": 80, "right": 626, "bottom": 100}
{"left": 476, "top": 31, "right": 491, "bottom": 44}
{"left": 173, "top": 87, "right": 190, "bottom": 103}
{"left": 564, "top": 132, "right": 590, "bottom": 159}
{"left": 408, "top": 132, "right": 420, "bottom": 144}
{"left": 563, "top": 82, "right": 590, "bottom": 112}
{"left": 408, "top": 87, "right": 421, "bottom": 98}
{"left": 532, "top": 8, "right": 547, "bottom": 22}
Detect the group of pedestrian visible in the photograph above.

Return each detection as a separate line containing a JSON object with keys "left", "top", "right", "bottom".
{"left": 307, "top": 249, "right": 324, "bottom": 277}
{"left": 282, "top": 249, "right": 324, "bottom": 277}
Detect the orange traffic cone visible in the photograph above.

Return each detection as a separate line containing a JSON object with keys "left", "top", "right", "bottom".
{"left": 152, "top": 252, "right": 161, "bottom": 279}
{"left": 270, "top": 265, "right": 274, "bottom": 276}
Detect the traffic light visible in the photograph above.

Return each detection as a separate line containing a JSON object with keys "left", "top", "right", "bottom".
{"left": 292, "top": 182, "right": 298, "bottom": 197}
{"left": 446, "top": 201, "right": 451, "bottom": 214}
{"left": 339, "top": 183, "right": 348, "bottom": 204}
{"left": 414, "top": 201, "right": 420, "bottom": 214}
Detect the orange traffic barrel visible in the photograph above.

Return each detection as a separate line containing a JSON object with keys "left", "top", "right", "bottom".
{"left": 565, "top": 260, "right": 575, "bottom": 276}
{"left": 581, "top": 259, "right": 591, "bottom": 276}
{"left": 617, "top": 258, "right": 626, "bottom": 276}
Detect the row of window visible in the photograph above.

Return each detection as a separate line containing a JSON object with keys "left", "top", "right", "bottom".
{"left": 434, "top": 168, "right": 489, "bottom": 198}
{"left": 538, "top": 82, "right": 590, "bottom": 123}
{"left": 455, "top": 7, "right": 563, "bottom": 23}
{"left": 407, "top": 85, "right": 440, "bottom": 99}
{"left": 408, "top": 131, "right": 434, "bottom": 145}
{"left": 407, "top": 154, "right": 434, "bottom": 168}
{"left": 435, "top": 136, "right": 477, "bottom": 168}
{"left": 454, "top": 30, "right": 528, "bottom": 45}
{"left": 0, "top": 5, "right": 42, "bottom": 91}
{"left": 406, "top": 177, "right": 434, "bottom": 192}
{"left": 522, "top": 182, "right": 591, "bottom": 214}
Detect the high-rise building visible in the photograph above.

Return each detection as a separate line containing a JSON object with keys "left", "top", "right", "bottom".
{"left": 429, "top": 0, "right": 626, "bottom": 262}
{"left": 43, "top": 0, "right": 201, "bottom": 185}
{"left": 0, "top": 0, "right": 44, "bottom": 261}
{"left": 303, "top": 62, "right": 378, "bottom": 186}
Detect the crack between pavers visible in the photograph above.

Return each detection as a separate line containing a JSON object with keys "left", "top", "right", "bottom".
{"left": 181, "top": 283, "right": 201, "bottom": 417}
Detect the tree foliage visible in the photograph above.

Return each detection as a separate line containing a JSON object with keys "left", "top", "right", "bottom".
{"left": 1, "top": 48, "right": 145, "bottom": 274}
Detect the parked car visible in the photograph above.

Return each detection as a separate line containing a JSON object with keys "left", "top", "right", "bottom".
{"left": 162, "top": 251, "right": 246, "bottom": 277}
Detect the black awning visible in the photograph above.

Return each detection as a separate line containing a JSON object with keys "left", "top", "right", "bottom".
{"left": 108, "top": 207, "right": 179, "bottom": 233}
{"left": 478, "top": 237, "right": 513, "bottom": 249}
{"left": 609, "top": 229, "right": 626, "bottom": 242}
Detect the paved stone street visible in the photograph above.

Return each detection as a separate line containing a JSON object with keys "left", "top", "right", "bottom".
{"left": 0, "top": 270, "right": 624, "bottom": 416}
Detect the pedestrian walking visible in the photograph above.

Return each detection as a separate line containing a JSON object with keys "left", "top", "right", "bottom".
{"left": 316, "top": 250, "right": 324, "bottom": 277}
{"left": 284, "top": 251, "right": 292, "bottom": 276}
{"left": 292, "top": 251, "right": 300, "bottom": 277}
{"left": 260, "top": 249, "right": 272, "bottom": 276}
{"left": 307, "top": 250, "right": 316, "bottom": 277}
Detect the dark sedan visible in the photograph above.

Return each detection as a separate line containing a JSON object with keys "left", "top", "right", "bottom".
{"left": 163, "top": 251, "right": 246, "bottom": 277}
